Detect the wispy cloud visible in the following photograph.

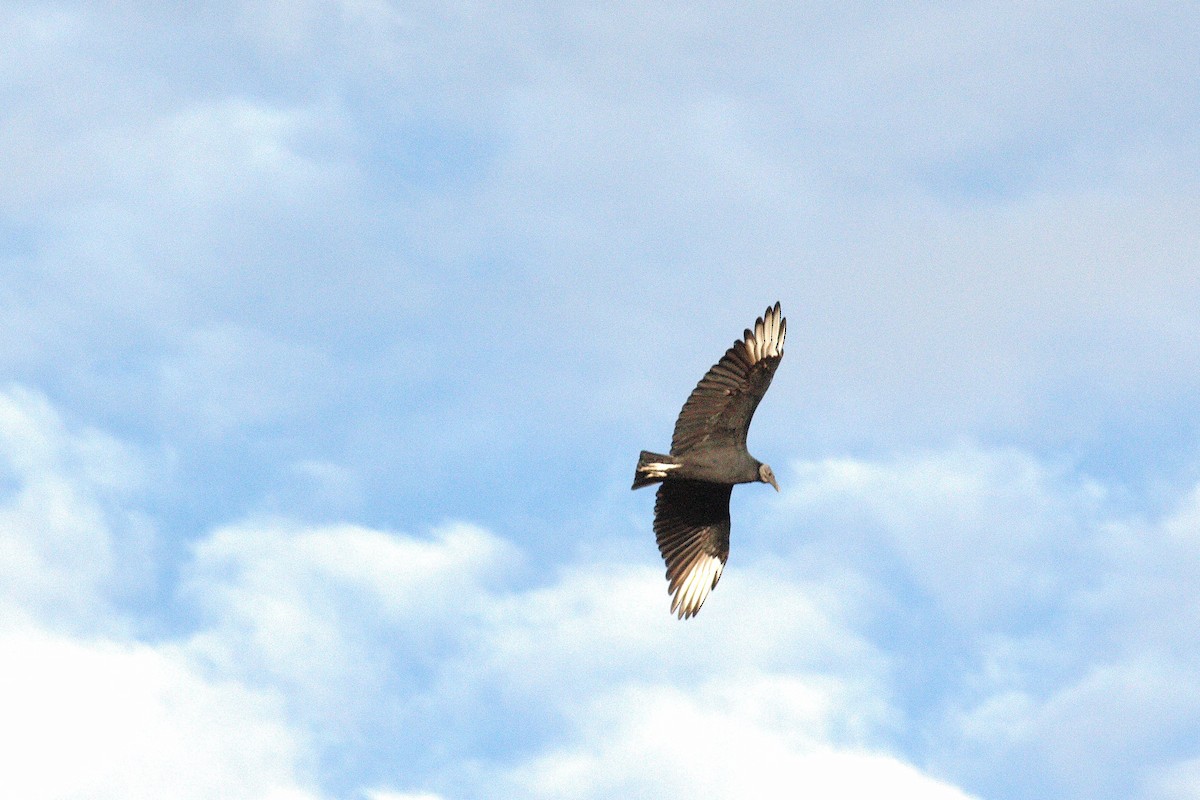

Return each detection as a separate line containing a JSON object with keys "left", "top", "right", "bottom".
{"left": 0, "top": 386, "right": 152, "bottom": 631}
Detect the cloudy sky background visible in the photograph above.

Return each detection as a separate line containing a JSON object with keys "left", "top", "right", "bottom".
{"left": 4, "top": 2, "right": 1200, "bottom": 798}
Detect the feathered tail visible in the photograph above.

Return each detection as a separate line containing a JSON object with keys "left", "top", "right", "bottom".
{"left": 632, "top": 450, "right": 681, "bottom": 489}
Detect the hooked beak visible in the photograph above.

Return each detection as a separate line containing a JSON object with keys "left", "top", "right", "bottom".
{"left": 768, "top": 474, "right": 780, "bottom": 492}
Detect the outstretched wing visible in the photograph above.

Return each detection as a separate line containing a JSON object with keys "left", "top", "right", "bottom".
{"left": 654, "top": 480, "right": 733, "bottom": 619}
{"left": 671, "top": 302, "right": 786, "bottom": 455}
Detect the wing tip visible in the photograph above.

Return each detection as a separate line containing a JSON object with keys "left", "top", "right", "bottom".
{"left": 747, "top": 301, "right": 786, "bottom": 363}
{"left": 668, "top": 554, "right": 725, "bottom": 620}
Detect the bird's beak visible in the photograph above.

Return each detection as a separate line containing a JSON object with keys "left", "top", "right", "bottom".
{"left": 768, "top": 475, "right": 780, "bottom": 492}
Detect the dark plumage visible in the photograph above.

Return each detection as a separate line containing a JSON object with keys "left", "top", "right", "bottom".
{"left": 632, "top": 302, "right": 786, "bottom": 619}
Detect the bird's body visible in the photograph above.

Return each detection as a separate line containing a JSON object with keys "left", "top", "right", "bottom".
{"left": 633, "top": 447, "right": 761, "bottom": 487}
{"left": 632, "top": 302, "right": 786, "bottom": 619}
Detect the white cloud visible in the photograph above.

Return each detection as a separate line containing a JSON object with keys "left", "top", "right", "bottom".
{"left": 0, "top": 626, "right": 320, "bottom": 800}
{"left": 163, "top": 441, "right": 1200, "bottom": 800}
{"left": 946, "top": 657, "right": 1200, "bottom": 799}
{"left": 0, "top": 385, "right": 326, "bottom": 799}
{"left": 773, "top": 446, "right": 1200, "bottom": 799}
{"left": 9, "top": 383, "right": 1200, "bottom": 800}
{"left": 1079, "top": 483, "right": 1200, "bottom": 655}
{"left": 174, "top": 511, "right": 972, "bottom": 799}
{"left": 0, "top": 385, "right": 152, "bottom": 631}
{"left": 183, "top": 518, "right": 520, "bottom": 724}
{"left": 456, "top": 557, "right": 886, "bottom": 722}
{"left": 780, "top": 446, "right": 1101, "bottom": 625}
{"left": 508, "top": 679, "right": 976, "bottom": 800}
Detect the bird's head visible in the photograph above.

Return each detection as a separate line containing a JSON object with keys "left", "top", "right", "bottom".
{"left": 758, "top": 463, "right": 780, "bottom": 492}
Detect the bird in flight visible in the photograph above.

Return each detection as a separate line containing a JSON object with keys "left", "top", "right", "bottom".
{"left": 633, "top": 302, "right": 786, "bottom": 619}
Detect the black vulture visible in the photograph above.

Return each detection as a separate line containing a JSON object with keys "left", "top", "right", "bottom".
{"left": 632, "top": 302, "right": 786, "bottom": 619}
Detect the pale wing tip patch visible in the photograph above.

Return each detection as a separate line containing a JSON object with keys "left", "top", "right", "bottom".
{"left": 745, "top": 302, "right": 786, "bottom": 364}
{"left": 669, "top": 554, "right": 725, "bottom": 619}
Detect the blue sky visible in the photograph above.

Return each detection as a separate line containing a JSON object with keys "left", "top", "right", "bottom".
{"left": 4, "top": 2, "right": 1200, "bottom": 798}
